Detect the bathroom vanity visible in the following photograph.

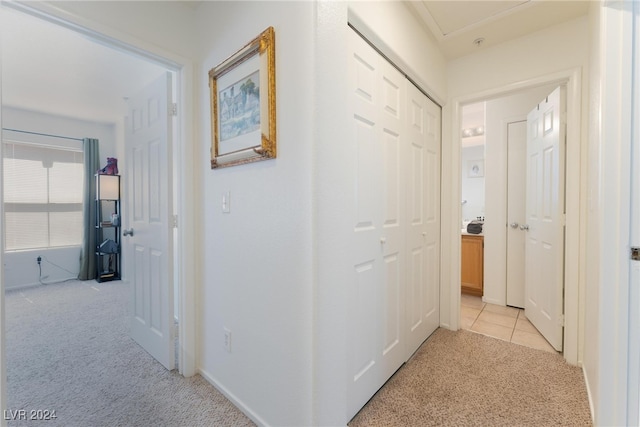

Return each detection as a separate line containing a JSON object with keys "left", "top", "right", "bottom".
{"left": 461, "top": 233, "right": 484, "bottom": 296}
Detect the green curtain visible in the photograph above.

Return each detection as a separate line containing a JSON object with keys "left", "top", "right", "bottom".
{"left": 78, "top": 138, "right": 99, "bottom": 280}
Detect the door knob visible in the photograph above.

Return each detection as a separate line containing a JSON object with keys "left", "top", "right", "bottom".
{"left": 123, "top": 228, "right": 134, "bottom": 237}
{"left": 519, "top": 224, "right": 529, "bottom": 231}
{"left": 509, "top": 222, "right": 519, "bottom": 229}
{"left": 380, "top": 237, "right": 386, "bottom": 244}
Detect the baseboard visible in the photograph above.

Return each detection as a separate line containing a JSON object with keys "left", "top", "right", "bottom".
{"left": 198, "top": 367, "right": 269, "bottom": 427}
{"left": 5, "top": 276, "right": 77, "bottom": 291}
{"left": 582, "top": 365, "right": 596, "bottom": 424}
{"left": 482, "top": 296, "right": 503, "bottom": 306}
{"left": 5, "top": 282, "right": 42, "bottom": 291}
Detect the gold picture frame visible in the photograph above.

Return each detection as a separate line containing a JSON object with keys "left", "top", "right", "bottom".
{"left": 209, "top": 26, "right": 276, "bottom": 168}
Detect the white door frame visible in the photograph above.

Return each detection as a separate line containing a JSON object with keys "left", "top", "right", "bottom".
{"left": 0, "top": 5, "right": 6, "bottom": 422}
{"left": 0, "top": 2, "right": 197, "bottom": 377}
{"left": 446, "top": 67, "right": 583, "bottom": 365}
{"left": 597, "top": 1, "right": 634, "bottom": 424}
{"left": 629, "top": 2, "right": 640, "bottom": 424}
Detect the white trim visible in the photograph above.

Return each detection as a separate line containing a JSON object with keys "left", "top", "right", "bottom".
{"left": 446, "top": 67, "right": 584, "bottom": 366}
{"left": 0, "top": 5, "right": 6, "bottom": 424}
{"left": 629, "top": 1, "right": 640, "bottom": 424}
{"left": 0, "top": 2, "right": 197, "bottom": 377}
{"left": 583, "top": 365, "right": 596, "bottom": 422}
{"left": 597, "top": 1, "right": 633, "bottom": 424}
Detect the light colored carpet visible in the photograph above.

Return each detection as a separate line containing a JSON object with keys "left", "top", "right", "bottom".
{"left": 349, "top": 328, "right": 592, "bottom": 427}
{"left": 5, "top": 280, "right": 254, "bottom": 427}
{"left": 7, "top": 280, "right": 592, "bottom": 426}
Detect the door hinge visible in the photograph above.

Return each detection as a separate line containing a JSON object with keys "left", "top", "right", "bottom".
{"left": 172, "top": 215, "right": 178, "bottom": 229}
{"left": 558, "top": 314, "right": 565, "bottom": 327}
{"left": 632, "top": 247, "right": 640, "bottom": 261}
{"left": 169, "top": 103, "right": 178, "bottom": 116}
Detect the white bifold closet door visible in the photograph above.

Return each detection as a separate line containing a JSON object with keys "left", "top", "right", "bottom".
{"left": 346, "top": 28, "right": 441, "bottom": 419}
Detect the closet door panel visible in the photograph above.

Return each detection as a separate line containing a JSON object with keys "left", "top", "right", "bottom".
{"left": 405, "top": 82, "right": 440, "bottom": 357}
{"left": 378, "top": 58, "right": 406, "bottom": 383}
{"left": 346, "top": 28, "right": 441, "bottom": 419}
{"left": 347, "top": 30, "right": 384, "bottom": 417}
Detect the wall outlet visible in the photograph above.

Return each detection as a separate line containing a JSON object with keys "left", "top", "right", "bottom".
{"left": 223, "top": 327, "right": 232, "bottom": 353}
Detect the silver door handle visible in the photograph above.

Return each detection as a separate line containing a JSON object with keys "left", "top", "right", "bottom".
{"left": 123, "top": 228, "right": 134, "bottom": 237}
{"left": 519, "top": 224, "right": 529, "bottom": 231}
{"left": 510, "top": 222, "right": 519, "bottom": 229}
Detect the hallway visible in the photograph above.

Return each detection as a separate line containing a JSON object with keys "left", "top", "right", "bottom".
{"left": 349, "top": 327, "right": 591, "bottom": 426}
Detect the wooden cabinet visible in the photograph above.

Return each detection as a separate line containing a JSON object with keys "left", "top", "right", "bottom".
{"left": 461, "top": 234, "right": 483, "bottom": 296}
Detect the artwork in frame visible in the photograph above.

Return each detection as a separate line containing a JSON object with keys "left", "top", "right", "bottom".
{"left": 209, "top": 26, "right": 276, "bottom": 168}
{"left": 468, "top": 159, "right": 484, "bottom": 178}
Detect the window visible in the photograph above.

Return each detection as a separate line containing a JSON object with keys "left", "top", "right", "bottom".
{"left": 3, "top": 141, "right": 84, "bottom": 251}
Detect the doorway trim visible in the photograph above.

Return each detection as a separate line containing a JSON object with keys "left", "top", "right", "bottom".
{"left": 447, "top": 67, "right": 583, "bottom": 365}
{"left": 0, "top": 2, "right": 197, "bottom": 377}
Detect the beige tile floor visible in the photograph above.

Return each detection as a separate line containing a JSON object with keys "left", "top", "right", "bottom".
{"left": 461, "top": 294, "right": 557, "bottom": 353}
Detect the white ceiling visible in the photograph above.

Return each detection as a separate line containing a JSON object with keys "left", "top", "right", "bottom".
{"left": 1, "top": 2, "right": 590, "bottom": 125}
{"left": 408, "top": 0, "right": 590, "bottom": 59}
{"left": 1, "top": 7, "right": 168, "bottom": 124}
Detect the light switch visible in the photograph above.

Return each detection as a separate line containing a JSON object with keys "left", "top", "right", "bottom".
{"left": 222, "top": 191, "right": 231, "bottom": 213}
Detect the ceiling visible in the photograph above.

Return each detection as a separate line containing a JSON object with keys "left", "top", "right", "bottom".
{"left": 1, "top": 7, "right": 168, "bottom": 124}
{"left": 1, "top": 1, "right": 590, "bottom": 125}
{"left": 408, "top": 0, "right": 590, "bottom": 59}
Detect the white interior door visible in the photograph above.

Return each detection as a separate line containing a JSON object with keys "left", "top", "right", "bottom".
{"left": 124, "top": 72, "right": 174, "bottom": 370}
{"left": 405, "top": 81, "right": 440, "bottom": 356}
{"left": 524, "top": 86, "right": 565, "bottom": 351}
{"left": 506, "top": 120, "right": 527, "bottom": 308}
{"left": 346, "top": 30, "right": 406, "bottom": 417}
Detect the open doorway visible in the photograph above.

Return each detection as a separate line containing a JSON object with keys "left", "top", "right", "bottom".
{"left": 458, "top": 83, "right": 566, "bottom": 353}
{"left": 1, "top": 3, "right": 186, "bottom": 416}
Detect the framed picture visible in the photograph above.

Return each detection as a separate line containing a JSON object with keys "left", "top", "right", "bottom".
{"left": 467, "top": 159, "right": 484, "bottom": 178}
{"left": 209, "top": 27, "right": 276, "bottom": 168}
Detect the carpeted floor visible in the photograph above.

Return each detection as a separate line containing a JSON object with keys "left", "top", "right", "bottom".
{"left": 7, "top": 280, "right": 592, "bottom": 427}
{"left": 5, "top": 280, "right": 255, "bottom": 427}
{"left": 349, "top": 328, "right": 593, "bottom": 427}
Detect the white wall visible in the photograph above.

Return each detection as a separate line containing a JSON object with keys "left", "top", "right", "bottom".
{"left": 446, "top": 17, "right": 590, "bottom": 99}
{"left": 2, "top": 106, "right": 116, "bottom": 289}
{"left": 195, "top": 3, "right": 314, "bottom": 426}
{"left": 443, "top": 16, "right": 590, "bottom": 335}
{"left": 461, "top": 145, "right": 485, "bottom": 222}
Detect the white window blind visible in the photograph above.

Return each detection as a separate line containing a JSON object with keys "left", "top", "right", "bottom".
{"left": 3, "top": 141, "right": 84, "bottom": 251}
